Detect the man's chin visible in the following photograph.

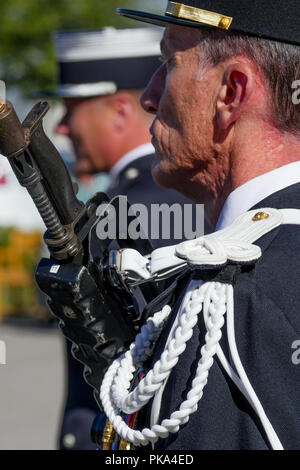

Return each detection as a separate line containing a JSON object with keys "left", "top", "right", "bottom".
{"left": 151, "top": 158, "right": 174, "bottom": 190}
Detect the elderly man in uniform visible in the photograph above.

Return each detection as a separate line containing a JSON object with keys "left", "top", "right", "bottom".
{"left": 95, "top": 1, "right": 300, "bottom": 450}
{"left": 51, "top": 26, "right": 201, "bottom": 449}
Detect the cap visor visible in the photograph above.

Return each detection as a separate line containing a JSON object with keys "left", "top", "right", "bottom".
{"left": 32, "top": 87, "right": 112, "bottom": 100}
{"left": 117, "top": 8, "right": 209, "bottom": 29}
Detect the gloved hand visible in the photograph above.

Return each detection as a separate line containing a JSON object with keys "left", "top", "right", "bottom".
{"left": 36, "top": 258, "right": 136, "bottom": 408}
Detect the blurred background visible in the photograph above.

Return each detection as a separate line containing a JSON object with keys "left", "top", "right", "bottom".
{"left": 0, "top": 0, "right": 162, "bottom": 450}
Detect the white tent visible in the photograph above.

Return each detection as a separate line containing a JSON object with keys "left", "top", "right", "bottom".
{"left": 0, "top": 157, "right": 45, "bottom": 231}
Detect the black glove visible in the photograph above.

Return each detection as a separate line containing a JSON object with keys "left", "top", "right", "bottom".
{"left": 36, "top": 258, "right": 135, "bottom": 408}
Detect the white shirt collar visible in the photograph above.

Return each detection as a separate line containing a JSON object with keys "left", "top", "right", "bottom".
{"left": 109, "top": 143, "right": 154, "bottom": 180}
{"left": 216, "top": 161, "right": 300, "bottom": 231}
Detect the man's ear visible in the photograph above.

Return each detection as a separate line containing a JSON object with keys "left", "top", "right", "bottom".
{"left": 216, "top": 61, "right": 255, "bottom": 131}
{"left": 111, "top": 93, "right": 134, "bottom": 133}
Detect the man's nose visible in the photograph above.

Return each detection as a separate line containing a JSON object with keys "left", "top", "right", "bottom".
{"left": 141, "top": 65, "right": 166, "bottom": 115}
{"left": 55, "top": 114, "right": 71, "bottom": 136}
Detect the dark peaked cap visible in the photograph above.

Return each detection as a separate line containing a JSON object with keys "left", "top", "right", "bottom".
{"left": 45, "top": 27, "right": 161, "bottom": 98}
{"left": 118, "top": 0, "right": 300, "bottom": 46}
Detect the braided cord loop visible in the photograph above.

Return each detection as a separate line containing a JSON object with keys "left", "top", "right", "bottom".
{"left": 100, "top": 281, "right": 229, "bottom": 447}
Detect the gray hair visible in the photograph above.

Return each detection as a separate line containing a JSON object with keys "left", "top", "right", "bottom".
{"left": 197, "top": 30, "right": 300, "bottom": 136}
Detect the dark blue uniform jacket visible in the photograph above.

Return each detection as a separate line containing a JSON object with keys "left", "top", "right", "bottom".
{"left": 139, "top": 183, "right": 300, "bottom": 450}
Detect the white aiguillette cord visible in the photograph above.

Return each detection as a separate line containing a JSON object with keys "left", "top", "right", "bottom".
{"left": 99, "top": 208, "right": 300, "bottom": 449}
{"left": 118, "top": 208, "right": 300, "bottom": 283}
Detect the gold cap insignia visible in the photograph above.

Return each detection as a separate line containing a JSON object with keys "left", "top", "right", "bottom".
{"left": 165, "top": 1, "right": 233, "bottom": 30}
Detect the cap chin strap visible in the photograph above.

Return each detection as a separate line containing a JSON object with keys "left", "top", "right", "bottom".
{"left": 100, "top": 208, "right": 300, "bottom": 450}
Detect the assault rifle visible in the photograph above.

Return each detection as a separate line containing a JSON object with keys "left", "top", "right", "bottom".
{"left": 0, "top": 98, "right": 167, "bottom": 406}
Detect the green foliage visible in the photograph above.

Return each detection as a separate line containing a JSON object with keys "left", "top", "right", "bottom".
{"left": 0, "top": 0, "right": 135, "bottom": 96}
{"left": 0, "top": 227, "right": 11, "bottom": 247}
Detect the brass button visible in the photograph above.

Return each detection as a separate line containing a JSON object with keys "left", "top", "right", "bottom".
{"left": 63, "top": 433, "right": 76, "bottom": 449}
{"left": 125, "top": 168, "right": 139, "bottom": 180}
{"left": 252, "top": 212, "right": 270, "bottom": 222}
